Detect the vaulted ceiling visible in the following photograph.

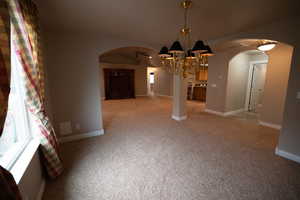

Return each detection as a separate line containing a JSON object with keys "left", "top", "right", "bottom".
{"left": 35, "top": 0, "right": 300, "bottom": 46}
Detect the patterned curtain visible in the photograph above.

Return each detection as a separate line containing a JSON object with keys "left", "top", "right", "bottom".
{"left": 0, "top": 2, "right": 22, "bottom": 199}
{"left": 0, "top": 0, "right": 10, "bottom": 136}
{"left": 8, "top": 0, "right": 63, "bottom": 178}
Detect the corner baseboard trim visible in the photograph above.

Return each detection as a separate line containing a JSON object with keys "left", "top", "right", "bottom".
{"left": 205, "top": 108, "right": 245, "bottom": 117}
{"left": 36, "top": 179, "right": 46, "bottom": 200}
{"left": 204, "top": 109, "right": 224, "bottom": 116}
{"left": 275, "top": 147, "right": 300, "bottom": 164}
{"left": 223, "top": 109, "right": 245, "bottom": 116}
{"left": 172, "top": 115, "right": 187, "bottom": 121}
{"left": 259, "top": 121, "right": 281, "bottom": 130}
{"left": 59, "top": 129, "right": 105, "bottom": 143}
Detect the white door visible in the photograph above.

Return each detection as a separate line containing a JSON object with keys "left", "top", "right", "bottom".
{"left": 248, "top": 63, "right": 267, "bottom": 112}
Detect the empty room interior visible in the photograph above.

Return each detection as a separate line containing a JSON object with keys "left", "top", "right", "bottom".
{"left": 0, "top": 0, "right": 300, "bottom": 199}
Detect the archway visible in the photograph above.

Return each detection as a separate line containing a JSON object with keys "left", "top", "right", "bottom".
{"left": 205, "top": 38, "right": 294, "bottom": 130}
{"left": 99, "top": 46, "right": 158, "bottom": 100}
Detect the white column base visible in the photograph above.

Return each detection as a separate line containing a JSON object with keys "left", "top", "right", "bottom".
{"left": 275, "top": 147, "right": 300, "bottom": 164}
{"left": 172, "top": 115, "right": 187, "bottom": 121}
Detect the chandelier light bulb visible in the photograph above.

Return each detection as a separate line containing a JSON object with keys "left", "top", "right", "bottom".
{"left": 257, "top": 42, "right": 276, "bottom": 51}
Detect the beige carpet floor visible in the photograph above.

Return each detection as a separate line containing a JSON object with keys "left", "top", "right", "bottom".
{"left": 43, "top": 97, "right": 300, "bottom": 200}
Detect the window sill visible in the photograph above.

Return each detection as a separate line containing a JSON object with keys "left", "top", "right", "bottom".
{"left": 10, "top": 138, "right": 40, "bottom": 184}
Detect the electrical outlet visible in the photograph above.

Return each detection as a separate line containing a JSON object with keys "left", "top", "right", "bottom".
{"left": 211, "top": 84, "right": 217, "bottom": 88}
{"left": 297, "top": 92, "right": 300, "bottom": 99}
{"left": 59, "top": 121, "right": 72, "bottom": 135}
{"left": 75, "top": 123, "right": 81, "bottom": 130}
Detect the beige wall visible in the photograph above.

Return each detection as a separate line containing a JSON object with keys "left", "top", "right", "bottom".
{"left": 260, "top": 44, "right": 293, "bottom": 125}
{"left": 155, "top": 67, "right": 173, "bottom": 97}
{"left": 207, "top": 16, "right": 300, "bottom": 160}
{"left": 44, "top": 32, "right": 157, "bottom": 137}
{"left": 100, "top": 63, "right": 147, "bottom": 98}
{"left": 18, "top": 151, "right": 44, "bottom": 200}
{"left": 146, "top": 67, "right": 173, "bottom": 97}
{"left": 279, "top": 46, "right": 300, "bottom": 157}
{"left": 206, "top": 48, "right": 246, "bottom": 112}
{"left": 43, "top": 17, "right": 300, "bottom": 161}
{"left": 225, "top": 52, "right": 269, "bottom": 113}
{"left": 225, "top": 53, "right": 250, "bottom": 112}
{"left": 207, "top": 43, "right": 292, "bottom": 127}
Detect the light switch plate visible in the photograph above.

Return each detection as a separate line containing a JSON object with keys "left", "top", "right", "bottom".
{"left": 211, "top": 84, "right": 217, "bottom": 88}
{"left": 297, "top": 92, "right": 300, "bottom": 99}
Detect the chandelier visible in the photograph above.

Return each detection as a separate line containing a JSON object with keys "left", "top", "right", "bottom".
{"left": 158, "top": 0, "right": 214, "bottom": 78}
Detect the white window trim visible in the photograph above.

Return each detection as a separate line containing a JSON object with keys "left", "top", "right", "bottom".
{"left": 10, "top": 138, "right": 40, "bottom": 184}
{"left": 0, "top": 24, "right": 41, "bottom": 183}
{"left": 0, "top": 141, "right": 30, "bottom": 170}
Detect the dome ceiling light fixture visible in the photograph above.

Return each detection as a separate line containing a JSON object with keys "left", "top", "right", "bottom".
{"left": 158, "top": 0, "right": 214, "bottom": 78}
{"left": 257, "top": 41, "right": 277, "bottom": 51}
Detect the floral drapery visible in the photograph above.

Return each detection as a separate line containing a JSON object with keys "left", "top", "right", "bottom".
{"left": 9, "top": 0, "right": 63, "bottom": 178}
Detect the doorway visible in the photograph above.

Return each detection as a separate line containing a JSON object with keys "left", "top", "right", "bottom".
{"left": 247, "top": 63, "right": 267, "bottom": 112}
{"left": 147, "top": 67, "right": 157, "bottom": 96}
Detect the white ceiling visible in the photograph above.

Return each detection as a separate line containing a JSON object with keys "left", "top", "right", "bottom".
{"left": 35, "top": 0, "right": 300, "bottom": 46}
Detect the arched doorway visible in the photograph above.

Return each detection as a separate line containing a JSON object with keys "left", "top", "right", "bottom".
{"left": 99, "top": 46, "right": 158, "bottom": 100}
{"left": 206, "top": 38, "right": 294, "bottom": 130}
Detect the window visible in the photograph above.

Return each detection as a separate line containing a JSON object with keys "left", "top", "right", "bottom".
{"left": 0, "top": 34, "right": 36, "bottom": 170}
{"left": 149, "top": 72, "right": 155, "bottom": 84}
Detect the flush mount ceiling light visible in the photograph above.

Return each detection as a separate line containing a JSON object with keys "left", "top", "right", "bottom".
{"left": 257, "top": 42, "right": 277, "bottom": 51}
{"left": 158, "top": 0, "right": 214, "bottom": 78}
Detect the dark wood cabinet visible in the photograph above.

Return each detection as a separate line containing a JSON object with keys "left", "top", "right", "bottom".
{"left": 193, "top": 87, "right": 206, "bottom": 102}
{"left": 104, "top": 69, "right": 135, "bottom": 100}
{"left": 196, "top": 68, "right": 208, "bottom": 81}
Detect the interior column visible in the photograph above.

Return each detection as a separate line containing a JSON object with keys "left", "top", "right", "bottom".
{"left": 172, "top": 74, "right": 188, "bottom": 121}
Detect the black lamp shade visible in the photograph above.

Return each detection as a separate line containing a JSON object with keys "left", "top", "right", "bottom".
{"left": 158, "top": 46, "right": 171, "bottom": 57}
{"left": 201, "top": 45, "right": 214, "bottom": 56}
{"left": 192, "top": 40, "right": 207, "bottom": 53}
{"left": 169, "top": 41, "right": 184, "bottom": 53}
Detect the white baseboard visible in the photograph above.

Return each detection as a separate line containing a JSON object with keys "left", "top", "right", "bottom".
{"left": 223, "top": 109, "right": 245, "bottom": 116}
{"left": 205, "top": 108, "right": 245, "bottom": 117}
{"left": 172, "top": 115, "right": 187, "bottom": 121}
{"left": 102, "top": 95, "right": 148, "bottom": 99}
{"left": 36, "top": 179, "right": 46, "bottom": 200}
{"left": 136, "top": 94, "right": 148, "bottom": 97}
{"left": 59, "top": 129, "right": 104, "bottom": 143}
{"left": 157, "top": 94, "right": 173, "bottom": 98}
{"left": 204, "top": 109, "right": 224, "bottom": 116}
{"left": 275, "top": 147, "right": 300, "bottom": 164}
{"left": 259, "top": 121, "right": 281, "bottom": 130}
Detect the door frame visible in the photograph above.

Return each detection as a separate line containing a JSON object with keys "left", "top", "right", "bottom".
{"left": 244, "top": 60, "right": 268, "bottom": 111}
{"left": 103, "top": 68, "right": 135, "bottom": 100}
